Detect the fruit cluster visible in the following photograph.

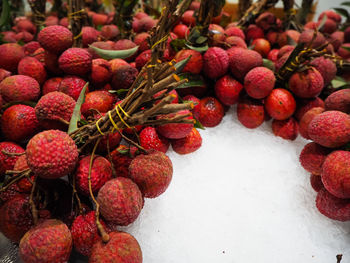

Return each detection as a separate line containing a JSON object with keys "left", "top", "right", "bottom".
{"left": 0, "top": 0, "right": 350, "bottom": 262}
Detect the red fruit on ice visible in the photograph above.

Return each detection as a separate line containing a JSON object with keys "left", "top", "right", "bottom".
{"left": 59, "top": 48, "right": 92, "bottom": 76}
{"left": 215, "top": 74, "right": 243, "bottom": 105}
{"left": 299, "top": 142, "right": 330, "bottom": 176}
{"left": 0, "top": 142, "right": 24, "bottom": 176}
{"left": 37, "top": 25, "right": 73, "bottom": 54}
{"left": 316, "top": 188, "right": 350, "bottom": 221}
{"left": 0, "top": 43, "right": 25, "bottom": 72}
{"left": 140, "top": 127, "right": 170, "bottom": 153}
{"left": 271, "top": 117, "right": 298, "bottom": 140}
{"left": 198, "top": 97, "right": 225, "bottom": 127}
{"left": 42, "top": 77, "right": 62, "bottom": 95}
{"left": 229, "top": 48, "right": 263, "bottom": 81}
{"left": 294, "top": 97, "right": 325, "bottom": 121}
{"left": 58, "top": 75, "right": 88, "bottom": 101}
{"left": 0, "top": 75, "right": 40, "bottom": 102}
{"left": 265, "top": 88, "right": 296, "bottom": 120}
{"left": 288, "top": 67, "right": 324, "bottom": 98}
{"left": 244, "top": 67, "right": 275, "bottom": 99}
{"left": 171, "top": 128, "right": 202, "bottom": 155}
{"left": 299, "top": 107, "right": 325, "bottom": 139}
{"left": 81, "top": 90, "right": 114, "bottom": 117}
{"left": 18, "top": 56, "right": 47, "bottom": 85}
{"left": 175, "top": 49, "right": 203, "bottom": 74}
{"left": 310, "top": 174, "right": 324, "bottom": 192}
{"left": 237, "top": 96, "right": 265, "bottom": 129}
{"left": 156, "top": 110, "right": 194, "bottom": 139}
{"left": 203, "top": 47, "right": 229, "bottom": 79}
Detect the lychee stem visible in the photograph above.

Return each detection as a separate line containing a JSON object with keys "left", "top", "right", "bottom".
{"left": 1, "top": 150, "right": 26, "bottom": 156}
{"left": 72, "top": 173, "right": 83, "bottom": 215}
{"left": 29, "top": 176, "right": 38, "bottom": 225}
{"left": 0, "top": 170, "right": 30, "bottom": 192}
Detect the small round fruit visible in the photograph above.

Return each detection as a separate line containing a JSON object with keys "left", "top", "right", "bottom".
{"left": 198, "top": 97, "right": 225, "bottom": 127}
{"left": 265, "top": 88, "right": 296, "bottom": 120}
{"left": 299, "top": 142, "right": 330, "bottom": 176}
{"left": 244, "top": 67, "right": 275, "bottom": 99}
{"left": 37, "top": 25, "right": 73, "bottom": 54}
{"left": 215, "top": 75, "right": 243, "bottom": 106}
{"left": 171, "top": 128, "right": 202, "bottom": 155}
{"left": 237, "top": 96, "right": 265, "bottom": 129}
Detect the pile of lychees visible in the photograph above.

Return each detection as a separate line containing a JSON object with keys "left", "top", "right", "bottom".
{"left": 0, "top": 0, "right": 350, "bottom": 261}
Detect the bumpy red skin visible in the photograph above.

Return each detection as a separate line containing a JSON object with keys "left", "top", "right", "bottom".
{"left": 237, "top": 96, "right": 265, "bottom": 129}
{"left": 26, "top": 130, "right": 79, "bottom": 179}
{"left": 82, "top": 26, "right": 100, "bottom": 48}
{"left": 98, "top": 131, "right": 122, "bottom": 154}
{"left": 309, "top": 57, "right": 336, "bottom": 86}
{"left": 316, "top": 188, "right": 350, "bottom": 221}
{"left": 42, "top": 77, "right": 62, "bottom": 95}
{"left": 19, "top": 219, "right": 72, "bottom": 263}
{"left": 322, "top": 151, "right": 350, "bottom": 199}
{"left": 286, "top": 30, "right": 300, "bottom": 43}
{"left": 75, "top": 155, "right": 113, "bottom": 196}
{"left": 325, "top": 89, "right": 350, "bottom": 113}
{"left": 277, "top": 45, "right": 294, "bottom": 59}
{"left": 252, "top": 38, "right": 271, "bottom": 57}
{"left": 81, "top": 91, "right": 114, "bottom": 117}
{"left": 173, "top": 24, "right": 189, "bottom": 39}
{"left": 111, "top": 145, "right": 138, "bottom": 178}
{"left": 329, "top": 31, "right": 344, "bottom": 51}
{"left": 338, "top": 43, "right": 350, "bottom": 59}
{"left": 198, "top": 97, "right": 225, "bottom": 127}
{"left": 15, "top": 32, "right": 34, "bottom": 43}
{"left": 137, "top": 16, "right": 156, "bottom": 33}
{"left": 14, "top": 155, "right": 34, "bottom": 193}
{"left": 18, "top": 56, "right": 47, "bottom": 85}
{"left": 265, "top": 88, "right": 296, "bottom": 121}
{"left": 0, "top": 75, "right": 40, "bottom": 102}
{"left": 1, "top": 105, "right": 39, "bottom": 143}
{"left": 271, "top": 117, "right": 298, "bottom": 140}
{"left": 44, "top": 15, "right": 59, "bottom": 26}
{"left": 203, "top": 47, "right": 229, "bottom": 79}
{"left": 319, "top": 19, "right": 337, "bottom": 34}
{"left": 288, "top": 68, "right": 324, "bottom": 98}
{"left": 0, "top": 195, "right": 33, "bottom": 243}
{"left": 225, "top": 36, "right": 247, "bottom": 49}
{"left": 92, "top": 13, "right": 108, "bottom": 26}
{"left": 183, "top": 95, "right": 200, "bottom": 119}
{"left": 310, "top": 174, "right": 324, "bottom": 192}
{"left": 129, "top": 150, "right": 173, "bottom": 198}
{"left": 90, "top": 58, "right": 112, "bottom": 85}
{"left": 35, "top": 91, "right": 76, "bottom": 130}
{"left": 229, "top": 48, "right": 263, "bottom": 81}
{"left": 182, "top": 10, "right": 196, "bottom": 26}
{"left": 156, "top": 110, "right": 194, "bottom": 139}
{"left": 299, "top": 142, "right": 330, "bottom": 176}
{"left": 134, "top": 32, "right": 150, "bottom": 52}
{"left": 225, "top": 26, "right": 245, "bottom": 40}
{"left": 245, "top": 25, "right": 264, "bottom": 42}
{"left": 0, "top": 183, "right": 22, "bottom": 204}
{"left": 0, "top": 43, "right": 25, "bottom": 72}
{"left": 16, "top": 19, "right": 36, "bottom": 34}
{"left": 59, "top": 48, "right": 92, "bottom": 76}
{"left": 0, "top": 142, "right": 25, "bottom": 176}
{"left": 71, "top": 211, "right": 109, "bottom": 257}
{"left": 298, "top": 30, "right": 326, "bottom": 49}
{"left": 0, "top": 68, "right": 11, "bottom": 82}
{"left": 255, "top": 12, "right": 276, "bottom": 31}
{"left": 319, "top": 10, "right": 342, "bottom": 24}
{"left": 44, "top": 50, "right": 63, "bottom": 75}
{"left": 215, "top": 75, "right": 243, "bottom": 106}
{"left": 101, "top": 25, "right": 120, "bottom": 41}
{"left": 58, "top": 76, "right": 88, "bottom": 101}
{"left": 135, "top": 50, "right": 151, "bottom": 70}
{"left": 294, "top": 97, "right": 325, "bottom": 121}
{"left": 244, "top": 67, "right": 275, "bottom": 99}
{"left": 266, "top": 31, "right": 287, "bottom": 48}
{"left": 38, "top": 25, "right": 73, "bottom": 54}
{"left": 175, "top": 49, "right": 203, "bottom": 74}
{"left": 171, "top": 128, "right": 202, "bottom": 155}
{"left": 308, "top": 111, "right": 350, "bottom": 148}
{"left": 140, "top": 127, "right": 170, "bottom": 153}
{"left": 299, "top": 107, "right": 325, "bottom": 139}
{"left": 111, "top": 65, "right": 138, "bottom": 90}
{"left": 90, "top": 231, "right": 142, "bottom": 263}
{"left": 97, "top": 177, "right": 143, "bottom": 225}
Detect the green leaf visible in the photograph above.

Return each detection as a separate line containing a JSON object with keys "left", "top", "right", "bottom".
{"left": 194, "top": 118, "right": 205, "bottom": 130}
{"left": 177, "top": 73, "right": 205, "bottom": 89}
{"left": 262, "top": 59, "right": 275, "bottom": 71}
{"left": 170, "top": 38, "right": 186, "bottom": 52}
{"left": 88, "top": 45, "right": 139, "bottom": 60}
{"left": 341, "top": 1, "right": 350, "bottom": 7}
{"left": 317, "top": 14, "right": 328, "bottom": 31}
{"left": 0, "top": 0, "right": 10, "bottom": 28}
{"left": 286, "top": 35, "right": 297, "bottom": 46}
{"left": 333, "top": 8, "right": 350, "bottom": 19}
{"left": 184, "top": 43, "right": 208, "bottom": 52}
{"left": 68, "top": 82, "right": 89, "bottom": 134}
{"left": 174, "top": 56, "right": 192, "bottom": 74}
{"left": 341, "top": 45, "right": 350, "bottom": 52}
{"left": 196, "top": 36, "right": 208, "bottom": 45}
{"left": 331, "top": 76, "right": 349, "bottom": 89}
{"left": 108, "top": 89, "right": 129, "bottom": 95}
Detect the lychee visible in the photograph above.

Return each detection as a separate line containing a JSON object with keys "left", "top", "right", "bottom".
{"left": 203, "top": 47, "right": 229, "bottom": 79}
{"left": 299, "top": 107, "right": 325, "bottom": 139}
{"left": 244, "top": 67, "right": 275, "bottom": 99}
{"left": 288, "top": 67, "right": 324, "bottom": 98}
{"left": 81, "top": 90, "right": 115, "bottom": 117}
{"left": 225, "top": 26, "right": 245, "bottom": 40}
{"left": 139, "top": 127, "right": 170, "bottom": 153}
{"left": 310, "top": 174, "right": 324, "bottom": 192}
{"left": 17, "top": 56, "right": 47, "bottom": 85}
{"left": 82, "top": 26, "right": 100, "bottom": 48}
{"left": 265, "top": 88, "right": 296, "bottom": 120}
{"left": 0, "top": 75, "right": 40, "bottom": 102}
{"left": 101, "top": 25, "right": 120, "bottom": 40}
{"left": 38, "top": 25, "right": 73, "bottom": 54}
{"left": 58, "top": 75, "right": 88, "bottom": 101}
{"left": 175, "top": 49, "right": 203, "bottom": 74}
{"left": 237, "top": 95, "right": 265, "bottom": 129}
{"left": 171, "top": 128, "right": 202, "bottom": 155}
{"left": 198, "top": 97, "right": 225, "bottom": 127}
{"left": 325, "top": 89, "right": 350, "bottom": 113}
{"left": 299, "top": 142, "right": 330, "bottom": 176}
{"left": 111, "top": 145, "right": 138, "bottom": 178}
{"left": 215, "top": 74, "right": 243, "bottom": 106}
{"left": 0, "top": 43, "right": 25, "bottom": 72}
{"left": 156, "top": 110, "right": 194, "bottom": 139}
{"left": 59, "top": 48, "right": 92, "bottom": 76}
{"left": 316, "top": 188, "right": 350, "bottom": 221}
{"left": 252, "top": 38, "right": 271, "bottom": 57}
{"left": 0, "top": 142, "right": 24, "bottom": 176}
{"left": 42, "top": 77, "right": 63, "bottom": 95}
{"left": 135, "top": 49, "right": 151, "bottom": 70}
{"left": 272, "top": 117, "right": 298, "bottom": 140}
{"left": 310, "top": 57, "right": 336, "bottom": 86}
{"left": 294, "top": 97, "right": 325, "bottom": 121}
{"left": 245, "top": 24, "right": 264, "bottom": 42}
{"left": 111, "top": 64, "right": 138, "bottom": 90}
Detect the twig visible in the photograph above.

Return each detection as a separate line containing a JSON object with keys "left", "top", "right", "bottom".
{"left": 29, "top": 176, "right": 38, "bottom": 225}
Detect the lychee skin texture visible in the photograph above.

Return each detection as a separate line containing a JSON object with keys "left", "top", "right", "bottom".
{"left": 171, "top": 128, "right": 202, "bottom": 155}
{"left": 0, "top": 75, "right": 40, "bottom": 102}
{"left": 265, "top": 88, "right": 296, "bottom": 121}
{"left": 299, "top": 107, "right": 325, "bottom": 139}
{"left": 288, "top": 68, "right": 324, "bottom": 98}
{"left": 310, "top": 57, "right": 337, "bottom": 85}
{"left": 71, "top": 211, "right": 109, "bottom": 257}
{"left": 271, "top": 117, "right": 298, "bottom": 141}
{"left": 198, "top": 97, "right": 225, "bottom": 127}
{"left": 294, "top": 97, "right": 325, "bottom": 121}
{"left": 1, "top": 104, "right": 39, "bottom": 143}
{"left": 237, "top": 96, "right": 265, "bottom": 129}
{"left": 111, "top": 64, "right": 138, "bottom": 90}
{"left": 59, "top": 48, "right": 92, "bottom": 76}
{"left": 81, "top": 90, "right": 115, "bottom": 117}
{"left": 156, "top": 110, "right": 194, "bottom": 139}
{"left": 203, "top": 47, "right": 229, "bottom": 79}
{"left": 111, "top": 145, "right": 138, "bottom": 178}
{"left": 0, "top": 142, "right": 25, "bottom": 176}
{"left": 316, "top": 188, "right": 350, "bottom": 221}
{"left": 26, "top": 130, "right": 79, "bottom": 179}
{"left": 0, "top": 43, "right": 25, "bottom": 72}
{"left": 299, "top": 142, "right": 330, "bottom": 176}
{"left": 140, "top": 127, "right": 170, "bottom": 153}
{"left": 18, "top": 56, "right": 47, "bottom": 85}
{"left": 42, "top": 77, "right": 62, "bottom": 95}
{"left": 129, "top": 150, "right": 173, "bottom": 198}
{"left": 308, "top": 111, "right": 350, "bottom": 148}
{"left": 175, "top": 49, "right": 203, "bottom": 74}
{"left": 325, "top": 89, "right": 350, "bottom": 114}
{"left": 89, "top": 231, "right": 142, "bottom": 263}
{"left": 310, "top": 174, "right": 324, "bottom": 192}
{"left": 58, "top": 75, "right": 88, "bottom": 101}
{"left": 35, "top": 91, "right": 76, "bottom": 130}
{"left": 75, "top": 155, "right": 113, "bottom": 196}
{"left": 215, "top": 74, "right": 243, "bottom": 106}
{"left": 97, "top": 177, "right": 143, "bottom": 226}
{"left": 90, "top": 58, "right": 112, "bottom": 85}
{"left": 135, "top": 50, "right": 151, "bottom": 70}
{"left": 229, "top": 48, "right": 263, "bottom": 81}
{"left": 37, "top": 25, "right": 73, "bottom": 54}
{"left": 19, "top": 219, "right": 72, "bottom": 263}
{"left": 244, "top": 67, "right": 275, "bottom": 99}
{"left": 322, "top": 151, "right": 350, "bottom": 199}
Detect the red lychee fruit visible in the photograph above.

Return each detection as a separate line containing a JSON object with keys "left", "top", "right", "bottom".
{"left": 225, "top": 26, "right": 245, "bottom": 40}
{"left": 203, "top": 47, "right": 229, "bottom": 79}
{"left": 183, "top": 95, "right": 200, "bottom": 119}
{"left": 319, "top": 10, "right": 342, "bottom": 24}
{"left": 1, "top": 104, "right": 39, "bottom": 143}
{"left": 182, "top": 10, "right": 196, "bottom": 26}
{"left": 19, "top": 219, "right": 72, "bottom": 263}
{"left": 322, "top": 151, "right": 350, "bottom": 199}
{"left": 101, "top": 25, "right": 120, "bottom": 40}
{"left": 13, "top": 155, "right": 34, "bottom": 193}
{"left": 225, "top": 36, "right": 247, "bottom": 49}
{"left": 299, "top": 107, "right": 325, "bottom": 139}
{"left": 82, "top": 26, "right": 100, "bottom": 47}
{"left": 286, "top": 30, "right": 300, "bottom": 43}
{"left": 59, "top": 48, "right": 92, "bottom": 76}
{"left": 136, "top": 16, "right": 156, "bottom": 33}
{"left": 81, "top": 90, "right": 114, "bottom": 117}
{"left": 44, "top": 50, "right": 63, "bottom": 75}
{"left": 294, "top": 97, "right": 325, "bottom": 121}
{"left": 16, "top": 19, "right": 36, "bottom": 34}
{"left": 92, "top": 13, "right": 108, "bottom": 26}
{"left": 310, "top": 174, "right": 324, "bottom": 192}
{"left": 23, "top": 41, "right": 41, "bottom": 55}
{"left": 175, "top": 49, "right": 203, "bottom": 74}
{"left": 316, "top": 188, "right": 350, "bottom": 221}
{"left": 90, "top": 231, "right": 142, "bottom": 263}
{"left": 0, "top": 68, "right": 11, "bottom": 82}
{"left": 252, "top": 38, "right": 271, "bottom": 57}
{"left": 111, "top": 64, "right": 138, "bottom": 90}
{"left": 245, "top": 24, "right": 264, "bottom": 42}
{"left": 215, "top": 74, "right": 243, "bottom": 106}
{"left": 38, "top": 25, "right": 73, "bottom": 54}
{"left": 18, "top": 56, "right": 47, "bottom": 85}
{"left": 59, "top": 17, "right": 69, "bottom": 27}
{"left": 0, "top": 142, "right": 24, "bottom": 176}
{"left": 97, "top": 177, "right": 143, "bottom": 225}
{"left": 58, "top": 75, "right": 88, "bottom": 101}
{"left": 277, "top": 45, "right": 294, "bottom": 59}
{"left": 0, "top": 43, "right": 25, "bottom": 72}
{"left": 265, "top": 88, "right": 296, "bottom": 120}
{"left": 319, "top": 19, "right": 337, "bottom": 34}
{"left": 45, "top": 15, "right": 59, "bottom": 26}
{"left": 255, "top": 12, "right": 276, "bottom": 31}
{"left": 134, "top": 32, "right": 150, "bottom": 52}
{"left": 325, "top": 89, "right": 350, "bottom": 113}
{"left": 114, "top": 39, "right": 137, "bottom": 62}
{"left": 244, "top": 67, "right": 275, "bottom": 99}
{"left": 310, "top": 57, "right": 336, "bottom": 86}
{"left": 15, "top": 31, "right": 34, "bottom": 43}
{"left": 1, "top": 31, "right": 16, "bottom": 42}
{"left": 109, "top": 58, "right": 128, "bottom": 74}
{"left": 35, "top": 91, "right": 76, "bottom": 130}
{"left": 338, "top": 43, "right": 350, "bottom": 59}
{"left": 111, "top": 145, "right": 138, "bottom": 178}
{"left": 129, "top": 150, "right": 173, "bottom": 198}
{"left": 42, "top": 77, "right": 63, "bottom": 95}
{"left": 97, "top": 129, "right": 122, "bottom": 154}
{"left": 0, "top": 75, "right": 40, "bottom": 102}
{"left": 208, "top": 24, "right": 225, "bottom": 47}
{"left": 288, "top": 67, "right": 324, "bottom": 98}
{"left": 90, "top": 58, "right": 112, "bottom": 85}
{"left": 173, "top": 24, "right": 190, "bottom": 39}
{"left": 329, "top": 31, "right": 344, "bottom": 51}
{"left": 156, "top": 110, "right": 194, "bottom": 139}
{"left": 198, "top": 97, "right": 225, "bottom": 127}
{"left": 140, "top": 127, "right": 170, "bottom": 153}
{"left": 298, "top": 29, "right": 326, "bottom": 49}
{"left": 75, "top": 155, "right": 113, "bottom": 196}
{"left": 308, "top": 110, "right": 350, "bottom": 148}
{"left": 299, "top": 142, "right": 330, "bottom": 176}
{"left": 229, "top": 48, "right": 263, "bottom": 81}
{"left": 237, "top": 95, "right": 265, "bottom": 129}
{"left": 26, "top": 130, "right": 79, "bottom": 179}
{"left": 171, "top": 128, "right": 202, "bottom": 155}
{"left": 272, "top": 117, "right": 298, "bottom": 140}
{"left": 135, "top": 49, "right": 151, "bottom": 70}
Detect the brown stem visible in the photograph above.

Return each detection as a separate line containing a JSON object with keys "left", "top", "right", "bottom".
{"left": 337, "top": 255, "right": 343, "bottom": 263}
{"left": 72, "top": 173, "right": 82, "bottom": 215}
{"left": 29, "top": 177, "right": 38, "bottom": 225}
{"left": 239, "top": 0, "right": 253, "bottom": 19}
{"left": 1, "top": 150, "right": 25, "bottom": 157}
{"left": 296, "top": 0, "right": 314, "bottom": 25}
{"left": 0, "top": 171, "right": 30, "bottom": 192}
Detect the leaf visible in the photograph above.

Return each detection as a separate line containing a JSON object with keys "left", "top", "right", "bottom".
{"left": 185, "top": 43, "right": 208, "bottom": 52}
{"left": 194, "top": 118, "right": 205, "bottom": 130}
{"left": 317, "top": 14, "right": 328, "bottom": 31}
{"left": 286, "top": 35, "right": 297, "bottom": 46}
{"left": 196, "top": 36, "right": 208, "bottom": 45}
{"left": 331, "top": 76, "right": 349, "bottom": 89}
{"left": 262, "top": 59, "right": 275, "bottom": 71}
{"left": 88, "top": 45, "right": 139, "bottom": 60}
{"left": 68, "top": 83, "right": 89, "bottom": 134}
{"left": 333, "top": 8, "right": 350, "bottom": 19}
{"left": 341, "top": 45, "right": 350, "bottom": 52}
{"left": 170, "top": 38, "right": 186, "bottom": 52}
{"left": 0, "top": 0, "right": 10, "bottom": 28}
{"left": 108, "top": 89, "right": 129, "bottom": 95}
{"left": 341, "top": 1, "right": 350, "bottom": 7}
{"left": 174, "top": 56, "right": 191, "bottom": 74}
{"left": 177, "top": 73, "right": 205, "bottom": 89}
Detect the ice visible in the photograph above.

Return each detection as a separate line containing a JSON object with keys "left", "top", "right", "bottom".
{"left": 121, "top": 107, "right": 350, "bottom": 263}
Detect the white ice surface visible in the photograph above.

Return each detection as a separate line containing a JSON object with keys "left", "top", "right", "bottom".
{"left": 121, "top": 107, "right": 350, "bottom": 263}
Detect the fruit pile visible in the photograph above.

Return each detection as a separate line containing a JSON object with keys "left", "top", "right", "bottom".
{"left": 0, "top": 0, "right": 350, "bottom": 261}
